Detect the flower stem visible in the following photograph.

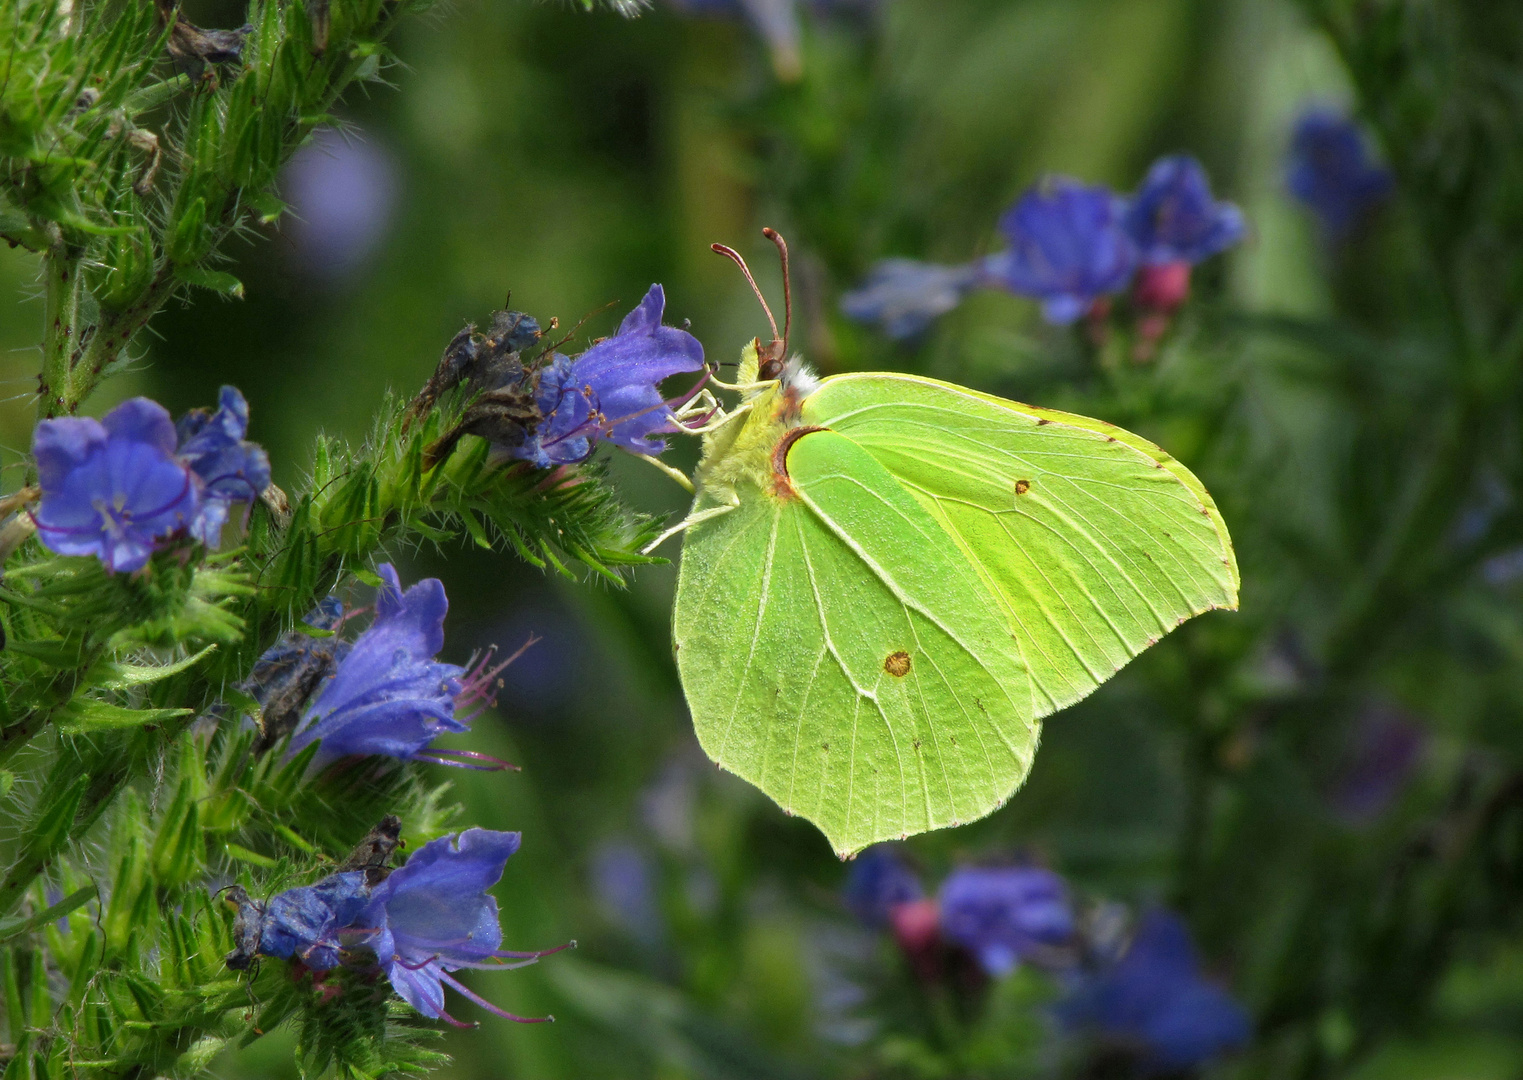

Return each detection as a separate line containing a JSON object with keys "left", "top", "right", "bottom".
{"left": 63, "top": 264, "right": 177, "bottom": 416}
{"left": 38, "top": 230, "right": 82, "bottom": 421}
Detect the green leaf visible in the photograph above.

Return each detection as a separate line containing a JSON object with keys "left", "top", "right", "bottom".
{"left": 173, "top": 265, "right": 245, "bottom": 299}
{"left": 54, "top": 699, "right": 193, "bottom": 731}
{"left": 459, "top": 506, "right": 495, "bottom": 550}
{"left": 0, "top": 885, "right": 95, "bottom": 944}
{"left": 246, "top": 190, "right": 288, "bottom": 224}
{"left": 290, "top": 622, "right": 336, "bottom": 638}
{"left": 123, "top": 75, "right": 191, "bottom": 114}
{"left": 93, "top": 644, "right": 217, "bottom": 688}
{"left": 221, "top": 842, "right": 279, "bottom": 869}
{"left": 351, "top": 567, "right": 384, "bottom": 588}
{"left": 5, "top": 638, "right": 85, "bottom": 668}
{"left": 167, "top": 195, "right": 207, "bottom": 263}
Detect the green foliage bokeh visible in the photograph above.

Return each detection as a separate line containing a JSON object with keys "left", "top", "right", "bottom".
{"left": 3, "top": 1, "right": 1521, "bottom": 1078}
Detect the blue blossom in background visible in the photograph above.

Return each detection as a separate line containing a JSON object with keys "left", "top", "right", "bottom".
{"left": 1058, "top": 910, "right": 1251, "bottom": 1072}
{"left": 1286, "top": 108, "right": 1393, "bottom": 237}
{"left": 515, "top": 284, "right": 705, "bottom": 467}
{"left": 843, "top": 845, "right": 923, "bottom": 928}
{"left": 32, "top": 398, "right": 198, "bottom": 572}
{"left": 1124, "top": 155, "right": 1245, "bottom": 267}
{"left": 591, "top": 842, "right": 664, "bottom": 945}
{"left": 174, "top": 385, "right": 271, "bottom": 547}
{"left": 359, "top": 828, "right": 561, "bottom": 1024}
{"left": 988, "top": 178, "right": 1139, "bottom": 324}
{"left": 256, "top": 871, "right": 372, "bottom": 970}
{"left": 938, "top": 866, "right": 1074, "bottom": 976}
{"left": 289, "top": 564, "right": 511, "bottom": 768}
{"left": 839, "top": 259, "right": 983, "bottom": 340}
{"left": 281, "top": 127, "right": 400, "bottom": 282}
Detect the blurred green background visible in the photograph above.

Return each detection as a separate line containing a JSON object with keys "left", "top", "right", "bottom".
{"left": 5, "top": 1, "right": 1523, "bottom": 1078}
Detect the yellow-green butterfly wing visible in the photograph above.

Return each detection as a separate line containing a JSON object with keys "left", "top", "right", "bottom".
{"left": 800, "top": 373, "right": 1238, "bottom": 718}
{"left": 672, "top": 368, "right": 1236, "bottom": 855}
{"left": 673, "top": 427, "right": 1036, "bottom": 856}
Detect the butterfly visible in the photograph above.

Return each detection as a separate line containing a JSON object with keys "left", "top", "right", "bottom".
{"left": 663, "top": 231, "right": 1238, "bottom": 857}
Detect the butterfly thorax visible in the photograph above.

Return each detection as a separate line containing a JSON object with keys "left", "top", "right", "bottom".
{"left": 692, "top": 339, "right": 819, "bottom": 510}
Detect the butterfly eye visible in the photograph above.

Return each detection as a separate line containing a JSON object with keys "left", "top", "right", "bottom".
{"left": 757, "top": 345, "right": 786, "bottom": 382}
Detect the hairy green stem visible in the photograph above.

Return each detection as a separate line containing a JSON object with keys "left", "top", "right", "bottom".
{"left": 38, "top": 232, "right": 82, "bottom": 421}
{"left": 64, "top": 264, "right": 177, "bottom": 416}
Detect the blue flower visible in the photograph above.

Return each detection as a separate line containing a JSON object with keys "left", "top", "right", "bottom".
{"left": 938, "top": 866, "right": 1074, "bottom": 976}
{"left": 255, "top": 871, "right": 372, "bottom": 971}
{"left": 515, "top": 285, "right": 705, "bottom": 467}
{"left": 988, "top": 178, "right": 1139, "bottom": 324}
{"left": 1124, "top": 155, "right": 1245, "bottom": 266}
{"left": 591, "top": 842, "right": 663, "bottom": 944}
{"left": 840, "top": 259, "right": 983, "bottom": 340}
{"left": 288, "top": 565, "right": 510, "bottom": 768}
{"left": 359, "top": 828, "right": 564, "bottom": 1024}
{"left": 1286, "top": 108, "right": 1393, "bottom": 237}
{"left": 843, "top": 845, "right": 923, "bottom": 928}
{"left": 32, "top": 398, "right": 199, "bottom": 572}
{"left": 175, "top": 386, "right": 271, "bottom": 548}
{"left": 1058, "top": 910, "right": 1251, "bottom": 1072}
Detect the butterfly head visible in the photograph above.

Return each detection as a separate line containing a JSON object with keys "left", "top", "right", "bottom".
{"left": 713, "top": 228, "right": 794, "bottom": 385}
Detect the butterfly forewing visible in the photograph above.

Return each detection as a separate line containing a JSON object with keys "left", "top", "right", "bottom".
{"left": 802, "top": 373, "right": 1238, "bottom": 719}
{"left": 674, "top": 429, "right": 1036, "bottom": 856}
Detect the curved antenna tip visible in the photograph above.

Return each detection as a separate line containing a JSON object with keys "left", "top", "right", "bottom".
{"left": 710, "top": 242, "right": 780, "bottom": 342}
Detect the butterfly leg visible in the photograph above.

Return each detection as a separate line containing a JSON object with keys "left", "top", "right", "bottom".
{"left": 624, "top": 449, "right": 697, "bottom": 493}
{"left": 679, "top": 397, "right": 757, "bottom": 437}
{"left": 705, "top": 374, "right": 777, "bottom": 395}
{"left": 640, "top": 495, "right": 741, "bottom": 555}
{"left": 670, "top": 388, "right": 722, "bottom": 425}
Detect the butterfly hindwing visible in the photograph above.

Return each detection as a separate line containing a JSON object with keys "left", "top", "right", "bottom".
{"left": 674, "top": 428, "right": 1036, "bottom": 856}
{"left": 802, "top": 373, "right": 1238, "bottom": 719}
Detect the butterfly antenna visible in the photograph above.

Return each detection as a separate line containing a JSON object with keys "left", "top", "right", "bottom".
{"left": 711, "top": 243, "right": 780, "bottom": 343}
{"left": 762, "top": 227, "right": 791, "bottom": 356}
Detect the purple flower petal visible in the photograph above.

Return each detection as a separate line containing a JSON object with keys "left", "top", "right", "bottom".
{"left": 257, "top": 871, "right": 372, "bottom": 971}
{"left": 1057, "top": 910, "right": 1251, "bottom": 1072}
{"left": 288, "top": 564, "right": 467, "bottom": 765}
{"left": 990, "top": 178, "right": 1139, "bottom": 324}
{"left": 938, "top": 866, "right": 1073, "bottom": 976}
{"left": 1286, "top": 107, "right": 1393, "bottom": 238}
{"left": 512, "top": 285, "right": 704, "bottom": 465}
{"left": 360, "top": 828, "right": 524, "bottom": 1019}
{"left": 1124, "top": 155, "right": 1246, "bottom": 266}
{"left": 175, "top": 386, "right": 271, "bottom": 548}
{"left": 843, "top": 845, "right": 923, "bottom": 927}
{"left": 840, "top": 259, "right": 983, "bottom": 340}
{"left": 32, "top": 398, "right": 199, "bottom": 573}
{"left": 101, "top": 397, "right": 179, "bottom": 454}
